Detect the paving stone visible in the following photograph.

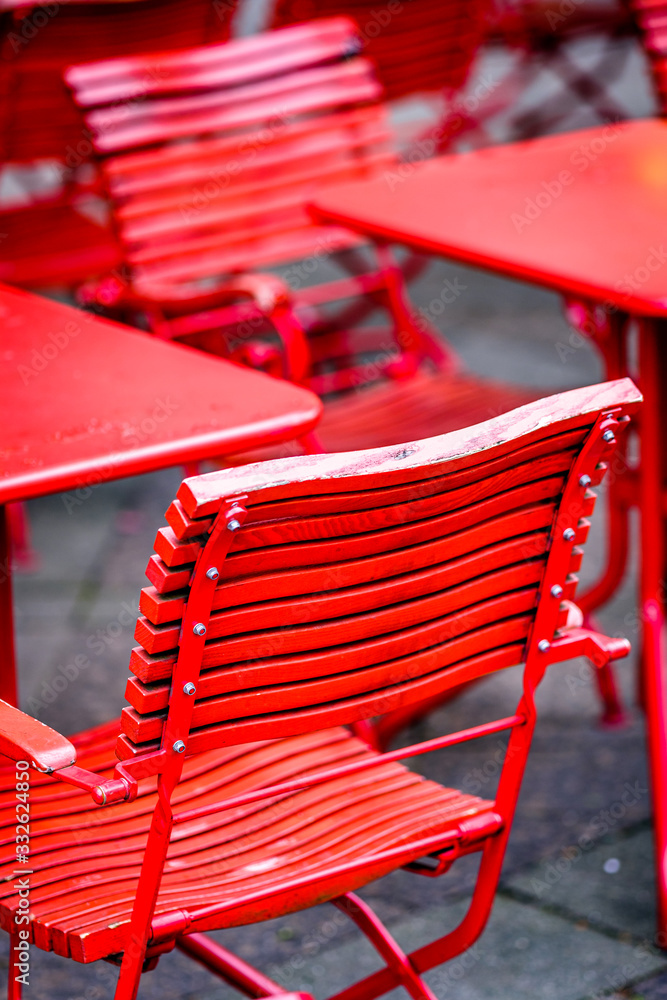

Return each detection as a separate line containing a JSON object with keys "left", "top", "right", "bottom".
{"left": 195, "top": 897, "right": 667, "bottom": 1000}
{"left": 505, "top": 826, "right": 656, "bottom": 943}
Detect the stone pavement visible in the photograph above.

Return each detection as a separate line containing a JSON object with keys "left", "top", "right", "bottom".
{"left": 0, "top": 23, "right": 664, "bottom": 1000}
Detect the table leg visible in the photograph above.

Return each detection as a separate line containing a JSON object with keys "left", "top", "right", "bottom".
{"left": 638, "top": 319, "right": 667, "bottom": 943}
{"left": 0, "top": 505, "right": 18, "bottom": 707}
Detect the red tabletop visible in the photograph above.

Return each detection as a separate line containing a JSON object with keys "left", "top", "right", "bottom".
{"left": 0, "top": 283, "right": 322, "bottom": 504}
{"left": 311, "top": 118, "right": 667, "bottom": 318}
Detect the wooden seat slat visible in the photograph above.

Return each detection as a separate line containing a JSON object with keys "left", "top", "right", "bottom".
{"left": 0, "top": 723, "right": 492, "bottom": 963}
{"left": 85, "top": 61, "right": 383, "bottom": 153}
{"left": 156, "top": 453, "right": 575, "bottom": 570}
{"left": 136, "top": 531, "right": 548, "bottom": 654}
{"left": 66, "top": 17, "right": 359, "bottom": 95}
{"left": 136, "top": 554, "right": 545, "bottom": 657}
{"left": 119, "top": 642, "right": 527, "bottom": 762}
{"left": 124, "top": 614, "right": 535, "bottom": 743}
{"left": 129, "top": 590, "right": 540, "bottom": 711}
{"left": 182, "top": 426, "right": 588, "bottom": 530}
{"left": 131, "top": 225, "right": 361, "bottom": 285}
{"left": 128, "top": 584, "right": 560, "bottom": 687}
{"left": 142, "top": 503, "right": 556, "bottom": 625}
{"left": 122, "top": 153, "right": 394, "bottom": 251}
{"left": 106, "top": 105, "right": 388, "bottom": 194}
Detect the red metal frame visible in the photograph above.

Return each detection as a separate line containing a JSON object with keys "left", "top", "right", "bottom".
{"left": 0, "top": 380, "right": 639, "bottom": 1000}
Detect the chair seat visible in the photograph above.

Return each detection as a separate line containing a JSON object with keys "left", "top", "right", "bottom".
{"left": 0, "top": 201, "right": 121, "bottom": 289}
{"left": 0, "top": 720, "right": 494, "bottom": 966}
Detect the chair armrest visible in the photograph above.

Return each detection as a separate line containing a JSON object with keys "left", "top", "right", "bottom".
{"left": 0, "top": 700, "right": 130, "bottom": 804}
{"left": 78, "top": 272, "right": 311, "bottom": 384}
{"left": 542, "top": 625, "right": 631, "bottom": 668}
{"left": 0, "top": 699, "right": 75, "bottom": 772}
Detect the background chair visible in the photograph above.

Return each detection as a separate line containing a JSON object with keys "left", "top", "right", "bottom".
{"left": 65, "top": 18, "right": 542, "bottom": 441}
{"left": 0, "top": 0, "right": 237, "bottom": 292}
{"left": 0, "top": 378, "right": 639, "bottom": 1000}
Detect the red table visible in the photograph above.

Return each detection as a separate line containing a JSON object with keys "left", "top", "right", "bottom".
{"left": 311, "top": 117, "right": 667, "bottom": 941}
{"left": 0, "top": 283, "right": 321, "bottom": 707}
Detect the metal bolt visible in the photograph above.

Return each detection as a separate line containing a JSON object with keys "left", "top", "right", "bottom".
{"left": 193, "top": 622, "right": 206, "bottom": 636}
{"left": 537, "top": 639, "right": 551, "bottom": 653}
{"left": 173, "top": 740, "right": 186, "bottom": 754}
{"left": 563, "top": 528, "right": 576, "bottom": 541}
{"left": 183, "top": 682, "right": 196, "bottom": 696}
{"left": 227, "top": 518, "right": 241, "bottom": 533}
{"left": 206, "top": 567, "right": 219, "bottom": 581}
{"left": 602, "top": 430, "right": 615, "bottom": 443}
{"left": 618, "top": 414, "right": 630, "bottom": 423}
{"left": 579, "top": 474, "right": 591, "bottom": 488}
{"left": 550, "top": 585, "right": 563, "bottom": 598}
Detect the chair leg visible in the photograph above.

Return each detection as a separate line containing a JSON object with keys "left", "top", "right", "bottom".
{"left": 8, "top": 931, "right": 24, "bottom": 1000}
{"left": 114, "top": 780, "right": 177, "bottom": 1000}
{"left": 333, "top": 894, "right": 438, "bottom": 1000}
{"left": 176, "top": 932, "right": 288, "bottom": 997}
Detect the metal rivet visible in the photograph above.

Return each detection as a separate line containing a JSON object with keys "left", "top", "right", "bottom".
{"left": 173, "top": 741, "right": 186, "bottom": 754}
{"left": 193, "top": 623, "right": 206, "bottom": 636}
{"left": 550, "top": 585, "right": 563, "bottom": 598}
{"left": 227, "top": 518, "right": 241, "bottom": 533}
{"left": 206, "top": 567, "right": 219, "bottom": 581}
{"left": 563, "top": 528, "right": 576, "bottom": 541}
{"left": 537, "top": 639, "right": 551, "bottom": 653}
{"left": 602, "top": 430, "right": 615, "bottom": 443}
{"left": 579, "top": 475, "right": 591, "bottom": 488}
{"left": 183, "top": 682, "right": 196, "bottom": 696}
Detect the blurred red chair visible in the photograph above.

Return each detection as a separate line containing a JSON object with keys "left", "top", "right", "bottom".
{"left": 65, "top": 18, "right": 540, "bottom": 434}
{"left": 0, "top": 380, "right": 638, "bottom": 1000}
{"left": 0, "top": 0, "right": 237, "bottom": 291}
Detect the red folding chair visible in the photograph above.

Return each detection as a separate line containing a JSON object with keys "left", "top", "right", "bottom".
{"left": 65, "top": 19, "right": 542, "bottom": 439}
{"left": 0, "top": 0, "right": 238, "bottom": 291}
{"left": 0, "top": 379, "right": 638, "bottom": 1000}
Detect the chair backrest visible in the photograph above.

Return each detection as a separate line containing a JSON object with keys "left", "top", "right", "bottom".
{"left": 0, "top": 0, "right": 236, "bottom": 164}
{"left": 118, "top": 379, "right": 640, "bottom": 762}
{"left": 630, "top": 0, "right": 667, "bottom": 113}
{"left": 64, "top": 18, "right": 395, "bottom": 289}
{"left": 269, "top": 0, "right": 492, "bottom": 102}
